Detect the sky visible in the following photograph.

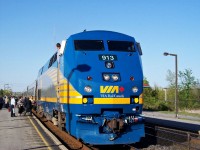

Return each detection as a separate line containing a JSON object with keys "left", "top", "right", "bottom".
{"left": 0, "top": 0, "right": 200, "bottom": 92}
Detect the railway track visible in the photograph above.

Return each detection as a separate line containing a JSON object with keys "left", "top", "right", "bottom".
{"left": 32, "top": 110, "right": 200, "bottom": 150}
{"left": 32, "top": 109, "right": 141, "bottom": 150}
{"left": 32, "top": 110, "right": 97, "bottom": 150}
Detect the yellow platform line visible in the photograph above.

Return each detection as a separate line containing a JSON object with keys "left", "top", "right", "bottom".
{"left": 28, "top": 116, "right": 52, "bottom": 150}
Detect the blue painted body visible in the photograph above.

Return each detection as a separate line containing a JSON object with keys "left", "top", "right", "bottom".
{"left": 36, "top": 30, "right": 144, "bottom": 145}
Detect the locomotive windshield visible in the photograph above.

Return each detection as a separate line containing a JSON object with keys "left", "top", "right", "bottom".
{"left": 74, "top": 40, "right": 104, "bottom": 51}
{"left": 107, "top": 41, "right": 135, "bottom": 52}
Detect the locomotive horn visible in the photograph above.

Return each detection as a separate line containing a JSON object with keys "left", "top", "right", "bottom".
{"left": 56, "top": 43, "right": 61, "bottom": 49}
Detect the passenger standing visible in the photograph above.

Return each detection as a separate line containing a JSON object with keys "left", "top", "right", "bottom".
{"left": 10, "top": 96, "right": 16, "bottom": 117}
{"left": 0, "top": 97, "right": 4, "bottom": 110}
{"left": 24, "top": 97, "right": 32, "bottom": 116}
{"left": 4, "top": 96, "right": 9, "bottom": 108}
{"left": 17, "top": 97, "right": 24, "bottom": 116}
{"left": 23, "top": 97, "right": 28, "bottom": 115}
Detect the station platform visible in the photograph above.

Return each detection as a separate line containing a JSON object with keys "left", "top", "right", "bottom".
{"left": 0, "top": 108, "right": 67, "bottom": 150}
{"left": 143, "top": 111, "right": 200, "bottom": 133}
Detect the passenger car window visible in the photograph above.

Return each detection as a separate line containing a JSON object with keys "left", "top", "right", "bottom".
{"left": 48, "top": 53, "right": 57, "bottom": 68}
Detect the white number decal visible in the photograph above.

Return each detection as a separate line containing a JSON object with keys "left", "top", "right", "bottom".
{"left": 102, "top": 55, "right": 107, "bottom": 60}
{"left": 110, "top": 56, "right": 114, "bottom": 60}
{"left": 101, "top": 55, "right": 116, "bottom": 61}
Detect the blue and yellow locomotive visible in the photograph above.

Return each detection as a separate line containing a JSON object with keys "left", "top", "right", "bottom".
{"left": 28, "top": 30, "right": 144, "bottom": 145}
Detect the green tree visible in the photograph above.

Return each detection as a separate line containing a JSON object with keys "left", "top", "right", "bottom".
{"left": 143, "top": 77, "right": 171, "bottom": 111}
{"left": 178, "top": 69, "right": 200, "bottom": 109}
{"left": 0, "top": 89, "right": 12, "bottom": 97}
{"left": 165, "top": 70, "right": 176, "bottom": 103}
{"left": 166, "top": 68, "right": 200, "bottom": 109}
{"left": 179, "top": 69, "right": 199, "bottom": 99}
{"left": 143, "top": 77, "right": 149, "bottom": 85}
{"left": 0, "top": 89, "right": 4, "bottom": 97}
{"left": 166, "top": 70, "right": 175, "bottom": 87}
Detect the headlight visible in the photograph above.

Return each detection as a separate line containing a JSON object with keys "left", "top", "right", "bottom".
{"left": 84, "top": 86, "right": 92, "bottom": 93}
{"left": 132, "top": 87, "right": 138, "bottom": 93}
{"left": 105, "top": 61, "right": 114, "bottom": 69}
{"left": 112, "top": 74, "right": 119, "bottom": 81}
{"left": 82, "top": 98, "right": 88, "bottom": 104}
{"left": 103, "top": 74, "right": 110, "bottom": 81}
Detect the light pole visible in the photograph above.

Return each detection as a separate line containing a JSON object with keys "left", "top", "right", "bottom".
{"left": 163, "top": 52, "right": 178, "bottom": 118}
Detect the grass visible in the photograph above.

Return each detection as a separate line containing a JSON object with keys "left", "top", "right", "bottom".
{"left": 159, "top": 110, "right": 200, "bottom": 118}
{"left": 179, "top": 111, "right": 200, "bottom": 118}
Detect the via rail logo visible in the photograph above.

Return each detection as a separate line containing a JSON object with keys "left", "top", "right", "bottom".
{"left": 100, "top": 86, "right": 125, "bottom": 98}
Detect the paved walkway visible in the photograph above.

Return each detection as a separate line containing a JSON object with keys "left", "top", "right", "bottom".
{"left": 143, "top": 110, "right": 200, "bottom": 125}
{"left": 0, "top": 108, "right": 66, "bottom": 150}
